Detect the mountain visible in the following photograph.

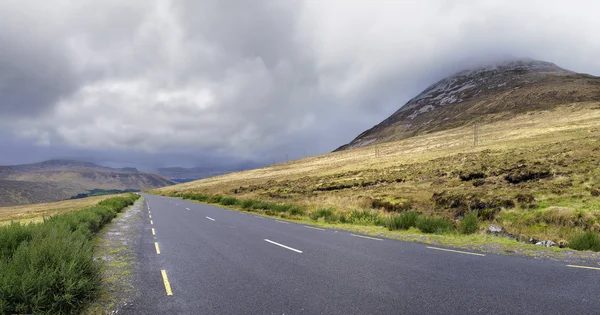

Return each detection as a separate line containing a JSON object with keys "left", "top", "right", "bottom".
{"left": 0, "top": 159, "right": 174, "bottom": 206}
{"left": 157, "top": 162, "right": 264, "bottom": 182}
{"left": 336, "top": 59, "right": 600, "bottom": 151}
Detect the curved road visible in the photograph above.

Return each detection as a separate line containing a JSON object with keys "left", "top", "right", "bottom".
{"left": 124, "top": 194, "right": 600, "bottom": 314}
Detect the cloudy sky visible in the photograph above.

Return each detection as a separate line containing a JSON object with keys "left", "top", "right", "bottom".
{"left": 1, "top": 0, "right": 599, "bottom": 170}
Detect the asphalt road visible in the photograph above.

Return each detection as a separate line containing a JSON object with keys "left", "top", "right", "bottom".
{"left": 124, "top": 193, "right": 600, "bottom": 315}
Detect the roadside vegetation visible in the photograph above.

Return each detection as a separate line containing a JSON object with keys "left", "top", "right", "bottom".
{"left": 153, "top": 104, "right": 600, "bottom": 254}
{"left": 0, "top": 193, "right": 140, "bottom": 314}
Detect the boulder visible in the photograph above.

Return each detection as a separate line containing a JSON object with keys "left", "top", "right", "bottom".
{"left": 535, "top": 240, "right": 557, "bottom": 247}
{"left": 488, "top": 224, "right": 504, "bottom": 234}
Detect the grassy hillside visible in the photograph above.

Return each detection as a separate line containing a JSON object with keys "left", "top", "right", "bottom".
{"left": 0, "top": 160, "right": 173, "bottom": 206}
{"left": 155, "top": 102, "right": 600, "bottom": 246}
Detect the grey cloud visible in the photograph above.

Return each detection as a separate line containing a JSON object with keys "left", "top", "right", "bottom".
{"left": 1, "top": 0, "right": 600, "bottom": 169}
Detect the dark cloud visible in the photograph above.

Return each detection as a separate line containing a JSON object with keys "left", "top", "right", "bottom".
{"left": 1, "top": 0, "right": 599, "bottom": 169}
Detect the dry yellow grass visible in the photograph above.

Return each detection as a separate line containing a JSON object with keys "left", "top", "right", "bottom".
{"left": 155, "top": 102, "right": 600, "bottom": 241}
{"left": 158, "top": 102, "right": 600, "bottom": 194}
{"left": 0, "top": 195, "right": 118, "bottom": 225}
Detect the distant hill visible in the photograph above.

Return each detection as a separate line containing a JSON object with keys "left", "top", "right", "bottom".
{"left": 0, "top": 160, "right": 174, "bottom": 206}
{"left": 336, "top": 59, "right": 600, "bottom": 151}
{"left": 157, "top": 163, "right": 262, "bottom": 182}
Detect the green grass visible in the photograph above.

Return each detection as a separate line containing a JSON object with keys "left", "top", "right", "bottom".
{"left": 309, "top": 208, "right": 338, "bottom": 222}
{"left": 385, "top": 212, "right": 418, "bottom": 230}
{"left": 416, "top": 216, "right": 454, "bottom": 234}
{"left": 459, "top": 212, "right": 479, "bottom": 235}
{"left": 0, "top": 194, "right": 139, "bottom": 314}
{"left": 568, "top": 231, "right": 600, "bottom": 251}
{"left": 219, "top": 197, "right": 238, "bottom": 206}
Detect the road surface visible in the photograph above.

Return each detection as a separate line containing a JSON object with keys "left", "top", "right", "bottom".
{"left": 124, "top": 193, "right": 600, "bottom": 314}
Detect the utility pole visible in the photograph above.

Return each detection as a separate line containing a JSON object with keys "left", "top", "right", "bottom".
{"left": 474, "top": 122, "right": 479, "bottom": 146}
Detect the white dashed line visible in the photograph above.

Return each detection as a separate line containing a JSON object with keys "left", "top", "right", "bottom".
{"left": 426, "top": 246, "right": 485, "bottom": 256}
{"left": 186, "top": 208, "right": 190, "bottom": 210}
{"left": 275, "top": 220, "right": 290, "bottom": 224}
{"left": 351, "top": 234, "right": 383, "bottom": 241}
{"left": 206, "top": 216, "right": 215, "bottom": 221}
{"left": 264, "top": 239, "right": 303, "bottom": 253}
{"left": 304, "top": 226, "right": 325, "bottom": 231}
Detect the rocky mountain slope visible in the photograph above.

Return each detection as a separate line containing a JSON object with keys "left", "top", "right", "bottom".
{"left": 336, "top": 59, "right": 600, "bottom": 151}
{"left": 0, "top": 160, "right": 174, "bottom": 206}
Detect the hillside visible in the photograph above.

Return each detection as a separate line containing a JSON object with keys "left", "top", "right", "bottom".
{"left": 0, "top": 160, "right": 173, "bottom": 206}
{"left": 153, "top": 60, "right": 600, "bottom": 245}
{"left": 336, "top": 59, "right": 600, "bottom": 150}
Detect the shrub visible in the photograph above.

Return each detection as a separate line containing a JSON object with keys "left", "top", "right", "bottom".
{"left": 208, "top": 195, "right": 222, "bottom": 203}
{"left": 346, "top": 209, "right": 382, "bottom": 225}
{"left": 288, "top": 206, "right": 305, "bottom": 216}
{"left": 192, "top": 194, "right": 210, "bottom": 202}
{"left": 271, "top": 203, "right": 293, "bottom": 213}
{"left": 309, "top": 208, "right": 337, "bottom": 222}
{"left": 251, "top": 201, "right": 272, "bottom": 211}
{"left": 0, "top": 194, "right": 139, "bottom": 314}
{"left": 386, "top": 212, "right": 418, "bottom": 230}
{"left": 416, "top": 216, "right": 454, "bottom": 234}
{"left": 459, "top": 212, "right": 479, "bottom": 234}
{"left": 239, "top": 199, "right": 256, "bottom": 210}
{"left": 568, "top": 231, "right": 600, "bottom": 251}
{"left": 591, "top": 188, "right": 600, "bottom": 197}
{"left": 219, "top": 197, "right": 238, "bottom": 206}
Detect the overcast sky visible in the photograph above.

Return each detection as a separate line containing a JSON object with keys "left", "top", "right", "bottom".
{"left": 1, "top": 0, "right": 599, "bottom": 170}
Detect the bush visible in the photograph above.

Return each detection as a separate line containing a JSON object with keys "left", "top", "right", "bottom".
{"left": 459, "top": 212, "right": 479, "bottom": 234}
{"left": 345, "top": 209, "right": 382, "bottom": 225}
{"left": 288, "top": 206, "right": 305, "bottom": 216}
{"left": 192, "top": 194, "right": 210, "bottom": 202}
{"left": 0, "top": 194, "right": 139, "bottom": 314}
{"left": 251, "top": 201, "right": 272, "bottom": 211}
{"left": 416, "top": 216, "right": 454, "bottom": 234}
{"left": 309, "top": 208, "right": 337, "bottom": 222}
{"left": 219, "top": 197, "right": 238, "bottom": 206}
{"left": 239, "top": 199, "right": 256, "bottom": 210}
{"left": 208, "top": 195, "right": 222, "bottom": 203}
{"left": 568, "top": 231, "right": 600, "bottom": 251}
{"left": 386, "top": 212, "right": 418, "bottom": 230}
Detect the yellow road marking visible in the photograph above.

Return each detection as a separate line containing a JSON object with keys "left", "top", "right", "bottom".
{"left": 567, "top": 264, "right": 600, "bottom": 271}
{"left": 304, "top": 226, "right": 325, "bottom": 231}
{"left": 426, "top": 246, "right": 485, "bottom": 256}
{"left": 155, "top": 242, "right": 161, "bottom": 254}
{"left": 152, "top": 228, "right": 156, "bottom": 235}
{"left": 161, "top": 270, "right": 173, "bottom": 296}
{"left": 150, "top": 220, "right": 153, "bottom": 225}
{"left": 351, "top": 234, "right": 383, "bottom": 241}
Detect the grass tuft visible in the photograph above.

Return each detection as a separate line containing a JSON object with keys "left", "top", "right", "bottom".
{"left": 568, "top": 231, "right": 600, "bottom": 251}
{"left": 309, "top": 208, "right": 338, "bottom": 222}
{"left": 459, "top": 212, "right": 479, "bottom": 235}
{"left": 416, "top": 216, "right": 454, "bottom": 234}
{"left": 385, "top": 212, "right": 418, "bottom": 230}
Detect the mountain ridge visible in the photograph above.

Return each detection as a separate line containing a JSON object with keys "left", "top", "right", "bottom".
{"left": 336, "top": 59, "right": 600, "bottom": 151}
{"left": 0, "top": 159, "right": 173, "bottom": 206}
